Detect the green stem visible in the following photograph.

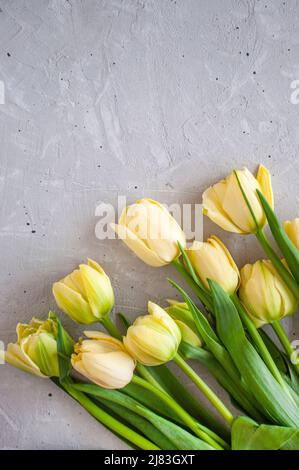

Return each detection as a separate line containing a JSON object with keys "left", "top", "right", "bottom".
{"left": 172, "top": 259, "right": 214, "bottom": 312}
{"left": 272, "top": 321, "right": 299, "bottom": 376}
{"left": 256, "top": 229, "right": 299, "bottom": 299}
{"left": 131, "top": 375, "right": 226, "bottom": 450}
{"left": 101, "top": 316, "right": 122, "bottom": 340}
{"left": 231, "top": 294, "right": 288, "bottom": 387}
{"left": 62, "top": 382, "right": 159, "bottom": 450}
{"left": 173, "top": 353, "right": 234, "bottom": 425}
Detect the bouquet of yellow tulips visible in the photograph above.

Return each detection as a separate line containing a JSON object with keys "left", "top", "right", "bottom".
{"left": 2, "top": 164, "right": 299, "bottom": 450}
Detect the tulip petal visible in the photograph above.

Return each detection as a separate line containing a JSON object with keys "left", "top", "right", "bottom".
{"left": 202, "top": 184, "right": 244, "bottom": 233}
{"left": 257, "top": 164, "right": 274, "bottom": 210}
{"left": 52, "top": 282, "right": 96, "bottom": 324}
{"left": 3, "top": 343, "right": 47, "bottom": 377}
{"left": 79, "top": 264, "right": 114, "bottom": 319}
{"left": 111, "top": 223, "right": 166, "bottom": 267}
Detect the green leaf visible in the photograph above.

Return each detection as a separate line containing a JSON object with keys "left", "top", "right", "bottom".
{"left": 209, "top": 280, "right": 299, "bottom": 427}
{"left": 257, "top": 189, "right": 299, "bottom": 285}
{"left": 259, "top": 329, "right": 288, "bottom": 374}
{"left": 180, "top": 342, "right": 264, "bottom": 423}
{"left": 232, "top": 416, "right": 299, "bottom": 450}
{"left": 168, "top": 278, "right": 240, "bottom": 383}
{"left": 94, "top": 398, "right": 178, "bottom": 450}
{"left": 72, "top": 382, "right": 215, "bottom": 450}
{"left": 49, "top": 312, "right": 74, "bottom": 382}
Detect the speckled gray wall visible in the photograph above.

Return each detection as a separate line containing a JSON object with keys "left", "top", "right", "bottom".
{"left": 0, "top": 0, "right": 298, "bottom": 449}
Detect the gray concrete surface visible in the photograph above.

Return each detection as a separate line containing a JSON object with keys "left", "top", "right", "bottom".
{"left": 0, "top": 0, "right": 299, "bottom": 450}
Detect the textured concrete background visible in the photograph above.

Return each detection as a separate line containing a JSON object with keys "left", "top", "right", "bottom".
{"left": 0, "top": 0, "right": 299, "bottom": 449}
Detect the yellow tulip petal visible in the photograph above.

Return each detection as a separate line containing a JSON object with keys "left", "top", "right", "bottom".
{"left": 79, "top": 264, "right": 114, "bottom": 319}
{"left": 257, "top": 164, "right": 274, "bottom": 209}
{"left": 111, "top": 223, "right": 166, "bottom": 267}
{"left": 52, "top": 282, "right": 96, "bottom": 324}
{"left": 202, "top": 184, "right": 244, "bottom": 233}
{"left": 4, "top": 343, "right": 47, "bottom": 377}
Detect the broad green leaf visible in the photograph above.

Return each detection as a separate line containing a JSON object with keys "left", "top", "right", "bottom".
{"left": 180, "top": 342, "right": 263, "bottom": 422}
{"left": 210, "top": 280, "right": 299, "bottom": 427}
{"left": 49, "top": 312, "right": 74, "bottom": 382}
{"left": 94, "top": 398, "right": 177, "bottom": 449}
{"left": 257, "top": 189, "right": 299, "bottom": 285}
{"left": 232, "top": 416, "right": 299, "bottom": 450}
{"left": 169, "top": 278, "right": 240, "bottom": 383}
{"left": 72, "top": 382, "right": 215, "bottom": 450}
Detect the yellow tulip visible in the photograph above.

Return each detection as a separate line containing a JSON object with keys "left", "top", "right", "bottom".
{"left": 239, "top": 260, "right": 298, "bottom": 327}
{"left": 123, "top": 302, "right": 181, "bottom": 366}
{"left": 186, "top": 236, "right": 240, "bottom": 294}
{"left": 53, "top": 259, "right": 114, "bottom": 324}
{"left": 71, "top": 331, "right": 136, "bottom": 389}
{"left": 284, "top": 218, "right": 299, "bottom": 250}
{"left": 175, "top": 320, "right": 202, "bottom": 347}
{"left": 165, "top": 300, "right": 197, "bottom": 332}
{"left": 202, "top": 165, "right": 273, "bottom": 234}
{"left": 111, "top": 199, "right": 186, "bottom": 267}
{"left": 1, "top": 314, "right": 72, "bottom": 377}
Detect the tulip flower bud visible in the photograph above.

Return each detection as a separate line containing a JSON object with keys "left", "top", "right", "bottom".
{"left": 1, "top": 314, "right": 73, "bottom": 377}
{"left": 123, "top": 302, "right": 181, "bottom": 366}
{"left": 186, "top": 236, "right": 240, "bottom": 295}
{"left": 284, "top": 218, "right": 299, "bottom": 251}
{"left": 239, "top": 260, "right": 298, "bottom": 327}
{"left": 71, "top": 331, "right": 136, "bottom": 389}
{"left": 202, "top": 165, "right": 273, "bottom": 234}
{"left": 165, "top": 299, "right": 201, "bottom": 338}
{"left": 53, "top": 259, "right": 114, "bottom": 324}
{"left": 175, "top": 320, "right": 202, "bottom": 347}
{"left": 111, "top": 198, "right": 186, "bottom": 267}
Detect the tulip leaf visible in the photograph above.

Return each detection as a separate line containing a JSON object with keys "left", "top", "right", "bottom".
{"left": 95, "top": 399, "right": 178, "bottom": 450}
{"left": 72, "top": 382, "right": 215, "bottom": 450}
{"left": 257, "top": 189, "right": 299, "bottom": 285}
{"left": 49, "top": 312, "right": 74, "bottom": 382}
{"left": 168, "top": 278, "right": 240, "bottom": 383}
{"left": 259, "top": 329, "right": 289, "bottom": 374}
{"left": 232, "top": 416, "right": 299, "bottom": 450}
{"left": 180, "top": 342, "right": 264, "bottom": 423}
{"left": 209, "top": 280, "right": 299, "bottom": 427}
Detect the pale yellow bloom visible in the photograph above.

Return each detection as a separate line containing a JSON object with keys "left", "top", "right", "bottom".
{"left": 284, "top": 218, "right": 299, "bottom": 251}
{"left": 71, "top": 331, "right": 135, "bottom": 389}
{"left": 111, "top": 199, "right": 186, "bottom": 267}
{"left": 53, "top": 259, "right": 114, "bottom": 324}
{"left": 0, "top": 314, "right": 71, "bottom": 377}
{"left": 239, "top": 260, "right": 298, "bottom": 327}
{"left": 123, "top": 302, "right": 181, "bottom": 366}
{"left": 202, "top": 165, "right": 273, "bottom": 234}
{"left": 175, "top": 320, "right": 202, "bottom": 347}
{"left": 186, "top": 236, "right": 240, "bottom": 294}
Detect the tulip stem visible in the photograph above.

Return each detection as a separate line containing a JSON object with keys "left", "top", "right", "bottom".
{"left": 131, "top": 375, "right": 226, "bottom": 450}
{"left": 101, "top": 316, "right": 122, "bottom": 340}
{"left": 173, "top": 353, "right": 234, "bottom": 426}
{"left": 256, "top": 229, "right": 299, "bottom": 299}
{"left": 271, "top": 320, "right": 299, "bottom": 376}
{"left": 172, "top": 259, "right": 214, "bottom": 312}
{"left": 60, "top": 381, "right": 159, "bottom": 450}
{"left": 231, "top": 294, "right": 291, "bottom": 389}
